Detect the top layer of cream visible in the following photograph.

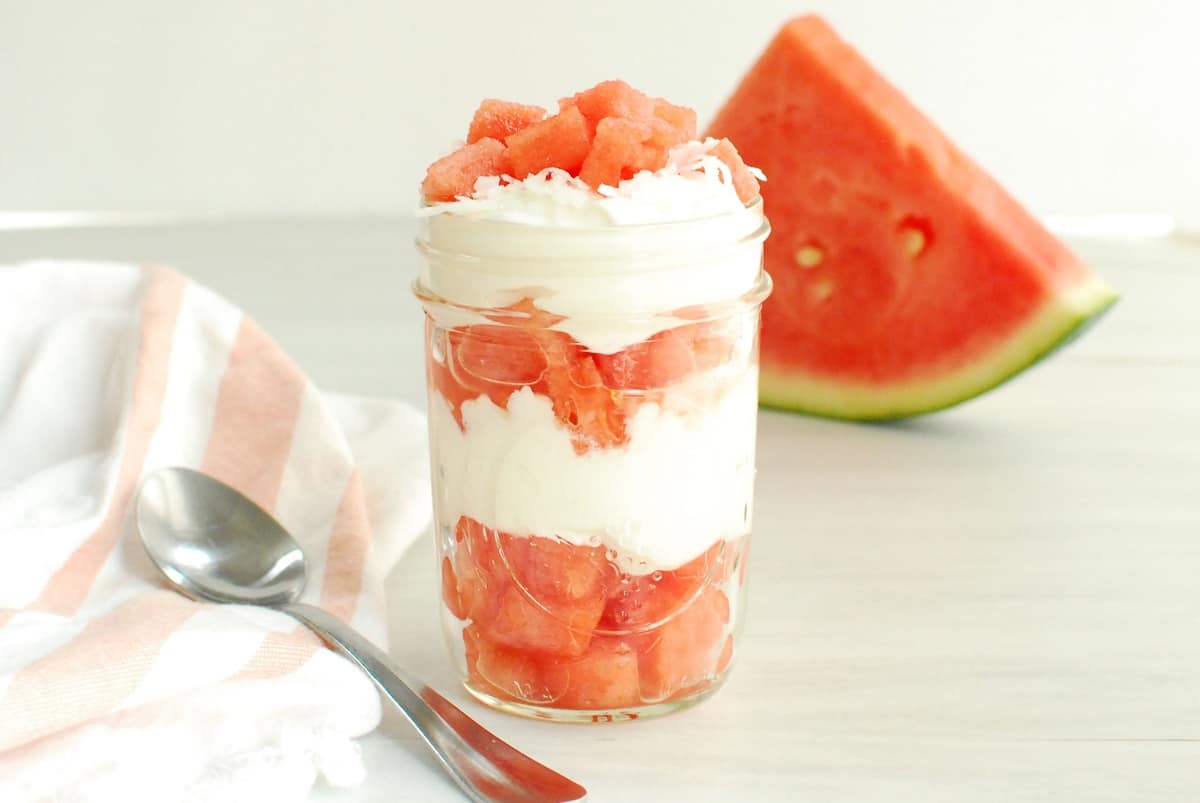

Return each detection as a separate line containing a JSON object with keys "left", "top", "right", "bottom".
{"left": 415, "top": 140, "right": 767, "bottom": 353}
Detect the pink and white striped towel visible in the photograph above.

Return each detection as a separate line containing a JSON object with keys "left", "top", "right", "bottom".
{"left": 0, "top": 261, "right": 431, "bottom": 802}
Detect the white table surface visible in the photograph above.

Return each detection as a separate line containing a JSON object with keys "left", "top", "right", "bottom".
{"left": 2, "top": 221, "right": 1197, "bottom": 802}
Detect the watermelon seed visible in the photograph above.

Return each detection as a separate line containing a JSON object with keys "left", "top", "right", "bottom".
{"left": 794, "top": 244, "right": 824, "bottom": 269}
{"left": 811, "top": 279, "right": 835, "bottom": 302}
{"left": 897, "top": 215, "right": 933, "bottom": 258}
{"left": 901, "top": 227, "right": 926, "bottom": 258}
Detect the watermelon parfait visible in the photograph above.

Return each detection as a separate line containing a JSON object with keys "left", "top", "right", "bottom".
{"left": 414, "top": 80, "right": 770, "bottom": 722}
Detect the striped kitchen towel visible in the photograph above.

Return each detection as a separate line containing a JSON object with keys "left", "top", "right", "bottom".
{"left": 0, "top": 261, "right": 431, "bottom": 802}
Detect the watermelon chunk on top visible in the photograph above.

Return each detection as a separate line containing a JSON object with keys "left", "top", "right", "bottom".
{"left": 706, "top": 15, "right": 1116, "bottom": 419}
{"left": 578, "top": 117, "right": 682, "bottom": 190}
{"left": 421, "top": 80, "right": 761, "bottom": 201}
{"left": 504, "top": 105, "right": 593, "bottom": 180}
{"left": 652, "top": 98, "right": 699, "bottom": 141}
{"left": 421, "top": 137, "right": 510, "bottom": 203}
{"left": 561, "top": 79, "right": 657, "bottom": 126}
{"left": 467, "top": 99, "right": 547, "bottom": 144}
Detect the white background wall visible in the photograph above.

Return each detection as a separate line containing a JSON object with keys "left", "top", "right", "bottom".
{"left": 1, "top": 0, "right": 1196, "bottom": 221}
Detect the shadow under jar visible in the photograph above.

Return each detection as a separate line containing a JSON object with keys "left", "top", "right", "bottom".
{"left": 414, "top": 200, "right": 770, "bottom": 723}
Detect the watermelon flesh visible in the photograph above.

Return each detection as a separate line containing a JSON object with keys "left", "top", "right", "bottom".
{"left": 467, "top": 99, "right": 547, "bottom": 144}
{"left": 420, "top": 138, "right": 511, "bottom": 203}
{"left": 426, "top": 312, "right": 743, "bottom": 454}
{"left": 706, "top": 15, "right": 1117, "bottom": 419}
{"left": 447, "top": 516, "right": 743, "bottom": 714}
{"left": 422, "top": 79, "right": 759, "bottom": 201}
{"left": 578, "top": 117, "right": 687, "bottom": 191}
{"left": 504, "top": 104, "right": 594, "bottom": 180}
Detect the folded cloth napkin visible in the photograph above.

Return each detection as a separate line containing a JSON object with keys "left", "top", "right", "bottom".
{"left": 0, "top": 261, "right": 431, "bottom": 802}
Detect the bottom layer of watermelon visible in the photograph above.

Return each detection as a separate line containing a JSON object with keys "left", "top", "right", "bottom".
{"left": 445, "top": 516, "right": 741, "bottom": 712}
{"left": 758, "top": 278, "right": 1117, "bottom": 420}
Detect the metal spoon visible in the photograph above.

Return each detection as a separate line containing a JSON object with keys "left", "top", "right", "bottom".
{"left": 136, "top": 466, "right": 587, "bottom": 803}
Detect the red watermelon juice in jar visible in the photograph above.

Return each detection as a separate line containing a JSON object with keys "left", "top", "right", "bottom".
{"left": 414, "top": 81, "right": 770, "bottom": 722}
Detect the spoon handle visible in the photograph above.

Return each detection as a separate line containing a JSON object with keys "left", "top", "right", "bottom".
{"left": 281, "top": 602, "right": 586, "bottom": 803}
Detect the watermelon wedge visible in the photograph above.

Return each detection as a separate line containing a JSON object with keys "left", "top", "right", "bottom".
{"left": 706, "top": 16, "right": 1117, "bottom": 419}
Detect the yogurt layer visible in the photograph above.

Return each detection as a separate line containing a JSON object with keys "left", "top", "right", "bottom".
{"left": 416, "top": 141, "right": 767, "bottom": 354}
{"left": 429, "top": 369, "right": 759, "bottom": 573}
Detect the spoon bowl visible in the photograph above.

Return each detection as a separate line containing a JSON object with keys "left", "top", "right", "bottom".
{"left": 138, "top": 467, "right": 306, "bottom": 606}
{"left": 135, "top": 466, "right": 586, "bottom": 803}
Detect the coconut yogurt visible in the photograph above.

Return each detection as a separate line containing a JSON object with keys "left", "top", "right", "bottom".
{"left": 429, "top": 367, "right": 759, "bottom": 573}
{"left": 416, "top": 140, "right": 767, "bottom": 354}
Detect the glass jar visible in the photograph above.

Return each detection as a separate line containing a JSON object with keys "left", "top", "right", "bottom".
{"left": 414, "top": 201, "right": 770, "bottom": 722}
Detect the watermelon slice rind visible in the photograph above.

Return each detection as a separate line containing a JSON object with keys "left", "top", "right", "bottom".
{"left": 758, "top": 275, "right": 1118, "bottom": 420}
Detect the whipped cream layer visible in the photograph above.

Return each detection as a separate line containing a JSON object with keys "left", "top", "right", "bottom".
{"left": 429, "top": 370, "right": 759, "bottom": 573}
{"left": 416, "top": 142, "right": 768, "bottom": 353}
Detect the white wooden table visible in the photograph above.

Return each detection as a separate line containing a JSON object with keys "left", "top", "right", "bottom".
{"left": 2, "top": 221, "right": 1197, "bottom": 801}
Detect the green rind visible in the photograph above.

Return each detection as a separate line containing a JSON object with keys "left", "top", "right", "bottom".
{"left": 758, "top": 278, "right": 1119, "bottom": 420}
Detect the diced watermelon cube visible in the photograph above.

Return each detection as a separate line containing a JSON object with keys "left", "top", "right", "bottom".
{"left": 500, "top": 533, "right": 612, "bottom": 604}
{"left": 464, "top": 625, "right": 569, "bottom": 706}
{"left": 421, "top": 137, "right": 510, "bottom": 203}
{"left": 429, "top": 326, "right": 543, "bottom": 431}
{"left": 485, "top": 584, "right": 602, "bottom": 657}
{"left": 552, "top": 637, "right": 641, "bottom": 710}
{"left": 560, "top": 354, "right": 628, "bottom": 452}
{"left": 578, "top": 117, "right": 678, "bottom": 190}
{"left": 530, "top": 328, "right": 629, "bottom": 452}
{"left": 638, "top": 587, "right": 730, "bottom": 702}
{"left": 593, "top": 320, "right": 739, "bottom": 390}
{"left": 453, "top": 517, "right": 508, "bottom": 624}
{"left": 601, "top": 541, "right": 722, "bottom": 631}
{"left": 504, "top": 105, "right": 592, "bottom": 179}
{"left": 653, "top": 97, "right": 698, "bottom": 140}
{"left": 467, "top": 99, "right": 547, "bottom": 144}
{"left": 709, "top": 138, "right": 760, "bottom": 204}
{"left": 645, "top": 117, "right": 691, "bottom": 151}
{"left": 450, "top": 325, "right": 548, "bottom": 392}
{"left": 562, "top": 79, "right": 656, "bottom": 125}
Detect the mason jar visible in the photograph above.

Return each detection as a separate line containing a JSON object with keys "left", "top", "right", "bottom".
{"left": 414, "top": 200, "right": 770, "bottom": 722}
